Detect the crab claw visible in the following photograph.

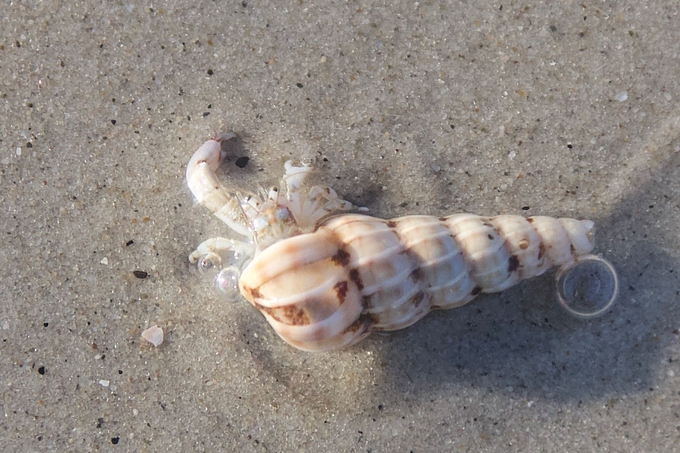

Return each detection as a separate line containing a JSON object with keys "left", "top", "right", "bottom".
{"left": 186, "top": 133, "right": 251, "bottom": 237}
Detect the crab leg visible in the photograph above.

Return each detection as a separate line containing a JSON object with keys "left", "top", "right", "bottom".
{"left": 281, "top": 160, "right": 356, "bottom": 228}
{"left": 188, "top": 237, "right": 256, "bottom": 265}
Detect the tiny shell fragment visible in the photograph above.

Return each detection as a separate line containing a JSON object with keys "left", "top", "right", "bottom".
{"left": 141, "top": 325, "right": 164, "bottom": 346}
{"left": 615, "top": 92, "right": 628, "bottom": 102}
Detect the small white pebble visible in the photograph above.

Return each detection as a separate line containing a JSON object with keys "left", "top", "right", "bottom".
{"left": 141, "top": 325, "right": 164, "bottom": 347}
{"left": 668, "top": 369, "right": 675, "bottom": 377}
{"left": 100, "top": 257, "right": 109, "bottom": 265}
{"left": 615, "top": 92, "right": 628, "bottom": 102}
{"left": 99, "top": 379, "right": 110, "bottom": 387}
{"left": 508, "top": 150, "right": 516, "bottom": 159}
{"left": 132, "top": 409, "right": 138, "bottom": 416}
{"left": 16, "top": 147, "right": 22, "bottom": 156}
{"left": 527, "top": 400, "right": 534, "bottom": 407}
{"left": 1, "top": 321, "right": 8, "bottom": 330}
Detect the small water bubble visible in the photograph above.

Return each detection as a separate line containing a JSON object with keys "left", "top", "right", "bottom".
{"left": 300, "top": 152, "right": 315, "bottom": 167}
{"left": 215, "top": 266, "right": 242, "bottom": 302}
{"left": 198, "top": 253, "right": 221, "bottom": 275}
{"left": 555, "top": 255, "right": 619, "bottom": 318}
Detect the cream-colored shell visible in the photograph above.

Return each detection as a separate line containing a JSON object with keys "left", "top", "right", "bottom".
{"left": 239, "top": 213, "right": 595, "bottom": 352}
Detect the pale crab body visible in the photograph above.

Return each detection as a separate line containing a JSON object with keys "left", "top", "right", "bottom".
{"left": 187, "top": 134, "right": 602, "bottom": 352}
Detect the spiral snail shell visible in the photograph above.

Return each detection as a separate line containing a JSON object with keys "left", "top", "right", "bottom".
{"left": 239, "top": 213, "right": 594, "bottom": 351}
{"left": 187, "top": 133, "right": 607, "bottom": 352}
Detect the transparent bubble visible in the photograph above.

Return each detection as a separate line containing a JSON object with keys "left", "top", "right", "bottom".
{"left": 300, "top": 151, "right": 315, "bottom": 167}
{"left": 232, "top": 249, "right": 246, "bottom": 263}
{"left": 197, "top": 253, "right": 221, "bottom": 276}
{"left": 215, "top": 266, "right": 242, "bottom": 302}
{"left": 555, "top": 254, "right": 619, "bottom": 319}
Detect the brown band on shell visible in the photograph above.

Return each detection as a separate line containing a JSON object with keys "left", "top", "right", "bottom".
{"left": 349, "top": 268, "right": 364, "bottom": 291}
{"left": 252, "top": 301, "right": 311, "bottom": 326}
{"left": 361, "top": 293, "right": 373, "bottom": 312}
{"left": 282, "top": 304, "right": 311, "bottom": 325}
{"left": 409, "top": 267, "right": 424, "bottom": 284}
{"left": 538, "top": 242, "right": 546, "bottom": 260}
{"left": 409, "top": 289, "right": 427, "bottom": 308}
{"left": 242, "top": 284, "right": 263, "bottom": 302}
{"left": 491, "top": 224, "right": 504, "bottom": 246}
{"left": 343, "top": 312, "right": 378, "bottom": 335}
{"left": 348, "top": 267, "right": 374, "bottom": 311}
{"left": 508, "top": 254, "right": 521, "bottom": 273}
{"left": 331, "top": 247, "right": 351, "bottom": 267}
{"left": 333, "top": 280, "right": 349, "bottom": 304}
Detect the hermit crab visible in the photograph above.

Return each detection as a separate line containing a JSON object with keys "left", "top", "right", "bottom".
{"left": 187, "top": 133, "right": 619, "bottom": 351}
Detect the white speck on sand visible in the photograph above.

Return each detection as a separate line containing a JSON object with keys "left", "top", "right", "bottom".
{"left": 141, "top": 325, "right": 164, "bottom": 347}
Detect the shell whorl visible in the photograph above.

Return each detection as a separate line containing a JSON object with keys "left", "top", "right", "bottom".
{"left": 239, "top": 214, "right": 595, "bottom": 352}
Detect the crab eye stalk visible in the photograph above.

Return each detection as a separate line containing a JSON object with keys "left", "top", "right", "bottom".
{"left": 251, "top": 204, "right": 300, "bottom": 250}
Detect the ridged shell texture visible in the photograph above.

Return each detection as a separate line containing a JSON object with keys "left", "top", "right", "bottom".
{"left": 239, "top": 213, "right": 595, "bottom": 351}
